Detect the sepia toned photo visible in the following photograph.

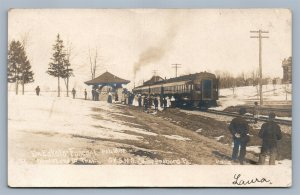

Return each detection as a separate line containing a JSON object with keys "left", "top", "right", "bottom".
{"left": 8, "top": 9, "right": 292, "bottom": 187}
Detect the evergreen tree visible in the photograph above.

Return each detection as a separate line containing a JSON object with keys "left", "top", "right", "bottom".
{"left": 20, "top": 59, "right": 34, "bottom": 94}
{"left": 47, "top": 34, "right": 67, "bottom": 97}
{"left": 8, "top": 40, "right": 34, "bottom": 95}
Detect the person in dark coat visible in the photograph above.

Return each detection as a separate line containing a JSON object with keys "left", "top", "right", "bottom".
{"left": 92, "top": 88, "right": 95, "bottom": 101}
{"left": 228, "top": 108, "right": 250, "bottom": 165}
{"left": 163, "top": 97, "right": 167, "bottom": 109}
{"left": 138, "top": 95, "right": 142, "bottom": 107}
{"left": 71, "top": 88, "right": 76, "bottom": 99}
{"left": 144, "top": 97, "right": 149, "bottom": 112}
{"left": 107, "top": 92, "right": 112, "bottom": 103}
{"left": 95, "top": 89, "right": 99, "bottom": 101}
{"left": 258, "top": 112, "right": 282, "bottom": 165}
{"left": 148, "top": 96, "right": 153, "bottom": 109}
{"left": 154, "top": 97, "right": 159, "bottom": 111}
{"left": 84, "top": 89, "right": 87, "bottom": 100}
{"left": 35, "top": 86, "right": 40, "bottom": 96}
{"left": 115, "top": 93, "right": 119, "bottom": 102}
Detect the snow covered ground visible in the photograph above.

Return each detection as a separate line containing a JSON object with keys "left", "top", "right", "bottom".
{"left": 8, "top": 92, "right": 155, "bottom": 141}
{"left": 215, "top": 84, "right": 292, "bottom": 111}
{"left": 8, "top": 91, "right": 291, "bottom": 166}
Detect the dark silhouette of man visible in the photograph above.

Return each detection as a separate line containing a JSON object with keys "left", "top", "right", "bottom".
{"left": 258, "top": 112, "right": 282, "bottom": 165}
{"left": 229, "top": 108, "right": 250, "bottom": 165}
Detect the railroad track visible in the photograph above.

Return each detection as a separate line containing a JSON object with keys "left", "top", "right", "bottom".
{"left": 231, "top": 106, "right": 291, "bottom": 113}
{"left": 206, "top": 109, "right": 292, "bottom": 126}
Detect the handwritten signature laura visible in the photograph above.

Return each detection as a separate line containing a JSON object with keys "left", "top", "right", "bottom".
{"left": 232, "top": 174, "right": 272, "bottom": 186}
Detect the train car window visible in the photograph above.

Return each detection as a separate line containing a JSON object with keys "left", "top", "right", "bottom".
{"left": 202, "top": 80, "right": 212, "bottom": 99}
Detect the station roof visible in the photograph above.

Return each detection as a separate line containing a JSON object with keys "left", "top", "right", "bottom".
{"left": 143, "top": 76, "right": 164, "bottom": 85}
{"left": 85, "top": 71, "right": 130, "bottom": 86}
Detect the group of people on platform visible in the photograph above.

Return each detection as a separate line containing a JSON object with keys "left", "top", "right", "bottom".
{"left": 229, "top": 107, "right": 282, "bottom": 165}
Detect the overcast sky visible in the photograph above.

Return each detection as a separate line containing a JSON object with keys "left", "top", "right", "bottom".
{"left": 8, "top": 9, "right": 291, "bottom": 90}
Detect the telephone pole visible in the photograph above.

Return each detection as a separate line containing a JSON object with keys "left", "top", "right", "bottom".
{"left": 172, "top": 64, "right": 181, "bottom": 77}
{"left": 152, "top": 70, "right": 157, "bottom": 76}
{"left": 250, "top": 30, "right": 269, "bottom": 106}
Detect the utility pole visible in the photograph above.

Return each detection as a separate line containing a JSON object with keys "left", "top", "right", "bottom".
{"left": 152, "top": 70, "right": 158, "bottom": 82}
{"left": 152, "top": 70, "right": 157, "bottom": 76}
{"left": 250, "top": 30, "right": 269, "bottom": 106}
{"left": 172, "top": 64, "right": 181, "bottom": 77}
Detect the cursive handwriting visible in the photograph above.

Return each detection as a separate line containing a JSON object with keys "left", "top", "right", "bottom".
{"left": 232, "top": 174, "right": 272, "bottom": 185}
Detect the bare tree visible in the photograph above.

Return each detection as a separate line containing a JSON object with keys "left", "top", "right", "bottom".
{"left": 89, "top": 48, "right": 98, "bottom": 79}
{"left": 63, "top": 41, "right": 75, "bottom": 97}
{"left": 20, "top": 32, "right": 32, "bottom": 95}
{"left": 251, "top": 69, "right": 260, "bottom": 100}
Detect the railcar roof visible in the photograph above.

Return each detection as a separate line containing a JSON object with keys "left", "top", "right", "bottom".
{"left": 135, "top": 72, "right": 215, "bottom": 88}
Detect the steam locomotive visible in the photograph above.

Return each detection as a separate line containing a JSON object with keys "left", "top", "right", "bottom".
{"left": 132, "top": 72, "right": 219, "bottom": 108}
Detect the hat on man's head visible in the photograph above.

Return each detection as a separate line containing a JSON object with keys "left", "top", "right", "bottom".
{"left": 269, "top": 112, "right": 276, "bottom": 119}
{"left": 239, "top": 107, "right": 246, "bottom": 115}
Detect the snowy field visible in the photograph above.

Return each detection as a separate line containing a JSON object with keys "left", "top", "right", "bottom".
{"left": 215, "top": 84, "right": 292, "bottom": 111}
{"left": 8, "top": 92, "right": 155, "bottom": 141}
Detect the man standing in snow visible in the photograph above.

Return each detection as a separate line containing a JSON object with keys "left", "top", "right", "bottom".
{"left": 258, "top": 112, "right": 282, "bottom": 165}
{"left": 154, "top": 97, "right": 159, "bottom": 111}
{"left": 72, "top": 88, "right": 76, "bottom": 99}
{"left": 35, "top": 86, "right": 40, "bottom": 96}
{"left": 228, "top": 108, "right": 250, "bottom": 165}
{"left": 92, "top": 88, "right": 96, "bottom": 101}
{"left": 138, "top": 95, "right": 142, "bottom": 107}
{"left": 107, "top": 92, "right": 112, "bottom": 103}
{"left": 84, "top": 89, "right": 87, "bottom": 100}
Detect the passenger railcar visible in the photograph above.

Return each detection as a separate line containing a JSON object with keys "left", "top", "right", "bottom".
{"left": 132, "top": 72, "right": 219, "bottom": 108}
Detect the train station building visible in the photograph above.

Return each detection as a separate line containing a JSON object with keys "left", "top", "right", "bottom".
{"left": 84, "top": 71, "right": 130, "bottom": 101}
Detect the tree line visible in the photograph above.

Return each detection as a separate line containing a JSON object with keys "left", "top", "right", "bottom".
{"left": 8, "top": 34, "right": 74, "bottom": 97}
{"left": 215, "top": 70, "right": 282, "bottom": 91}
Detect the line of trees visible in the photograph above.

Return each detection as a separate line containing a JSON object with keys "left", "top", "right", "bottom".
{"left": 8, "top": 34, "right": 75, "bottom": 97}
{"left": 215, "top": 70, "right": 279, "bottom": 94}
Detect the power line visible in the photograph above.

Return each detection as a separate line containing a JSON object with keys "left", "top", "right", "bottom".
{"left": 172, "top": 64, "right": 182, "bottom": 77}
{"left": 250, "top": 30, "right": 269, "bottom": 106}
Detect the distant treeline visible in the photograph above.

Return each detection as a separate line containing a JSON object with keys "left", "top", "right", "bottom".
{"left": 215, "top": 70, "right": 283, "bottom": 89}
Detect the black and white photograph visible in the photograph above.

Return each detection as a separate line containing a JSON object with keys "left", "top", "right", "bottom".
{"left": 7, "top": 9, "right": 292, "bottom": 187}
